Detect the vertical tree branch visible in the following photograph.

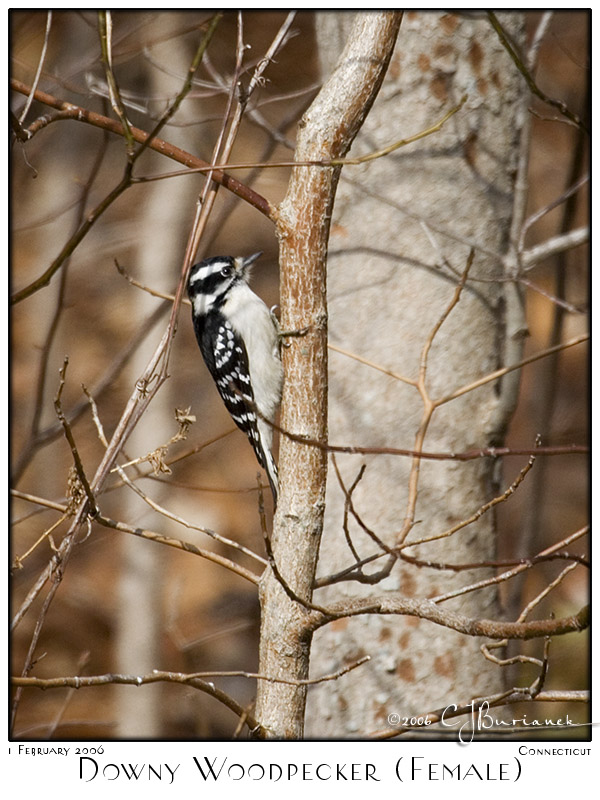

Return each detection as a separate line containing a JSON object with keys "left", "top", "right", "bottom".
{"left": 255, "top": 11, "right": 402, "bottom": 739}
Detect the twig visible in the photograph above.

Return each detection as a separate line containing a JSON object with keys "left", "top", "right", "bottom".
{"left": 482, "top": 643, "right": 545, "bottom": 671}
{"left": 519, "top": 563, "right": 579, "bottom": 622}
{"left": 487, "top": 11, "right": 587, "bottom": 131}
{"left": 315, "top": 551, "right": 396, "bottom": 588}
{"left": 529, "top": 637, "right": 551, "bottom": 697}
{"left": 431, "top": 525, "right": 588, "bottom": 604}
{"left": 400, "top": 549, "right": 588, "bottom": 573}
{"left": 98, "top": 11, "right": 135, "bottom": 156}
{"left": 519, "top": 174, "right": 588, "bottom": 251}
{"left": 12, "top": 512, "right": 67, "bottom": 571}
{"left": 14, "top": 670, "right": 262, "bottom": 735}
{"left": 315, "top": 455, "right": 568, "bottom": 588}
{"left": 397, "top": 251, "right": 474, "bottom": 544}
{"left": 12, "top": 656, "right": 370, "bottom": 691}
{"left": 518, "top": 277, "right": 584, "bottom": 314}
{"left": 307, "top": 594, "right": 588, "bottom": 641}
{"left": 527, "top": 11, "right": 553, "bottom": 69}
{"left": 135, "top": 12, "right": 223, "bottom": 164}
{"left": 10, "top": 74, "right": 274, "bottom": 305}
{"left": 328, "top": 342, "right": 415, "bottom": 386}
{"left": 17, "top": 11, "right": 53, "bottom": 125}
{"left": 53, "top": 359, "right": 98, "bottom": 517}
{"left": 11, "top": 487, "right": 262, "bottom": 586}
{"left": 11, "top": 520, "right": 83, "bottom": 729}
{"left": 333, "top": 459, "right": 367, "bottom": 564}
{"left": 483, "top": 567, "right": 575, "bottom": 683}
{"left": 400, "top": 455, "right": 535, "bottom": 553}
{"left": 133, "top": 94, "right": 468, "bottom": 177}
{"left": 436, "top": 333, "right": 588, "bottom": 406}
{"left": 13, "top": 129, "right": 110, "bottom": 484}
{"left": 115, "top": 259, "right": 191, "bottom": 303}
{"left": 113, "top": 407, "right": 195, "bottom": 475}
{"left": 332, "top": 456, "right": 394, "bottom": 557}
{"left": 266, "top": 406, "right": 587, "bottom": 462}
{"left": 521, "top": 226, "right": 588, "bottom": 270}
{"left": 45, "top": 651, "right": 90, "bottom": 740}
{"left": 11, "top": 490, "right": 68, "bottom": 514}
{"left": 11, "top": 76, "right": 272, "bottom": 217}
{"left": 94, "top": 514, "right": 261, "bottom": 586}
{"left": 85, "top": 389, "right": 266, "bottom": 567}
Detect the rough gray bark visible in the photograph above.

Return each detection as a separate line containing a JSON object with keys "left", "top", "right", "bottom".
{"left": 305, "top": 11, "right": 527, "bottom": 736}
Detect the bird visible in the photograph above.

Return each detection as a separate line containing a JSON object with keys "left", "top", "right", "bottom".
{"left": 187, "top": 252, "right": 283, "bottom": 504}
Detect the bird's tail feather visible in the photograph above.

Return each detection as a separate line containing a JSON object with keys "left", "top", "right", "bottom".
{"left": 263, "top": 447, "right": 278, "bottom": 506}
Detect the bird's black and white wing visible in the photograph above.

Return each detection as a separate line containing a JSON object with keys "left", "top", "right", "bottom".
{"left": 188, "top": 253, "right": 282, "bottom": 504}
{"left": 197, "top": 313, "right": 279, "bottom": 502}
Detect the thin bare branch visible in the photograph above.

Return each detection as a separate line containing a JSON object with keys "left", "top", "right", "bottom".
{"left": 94, "top": 514, "right": 262, "bottom": 585}
{"left": 436, "top": 333, "right": 588, "bottom": 406}
{"left": 487, "top": 11, "right": 587, "bottom": 131}
{"left": 519, "top": 174, "right": 588, "bottom": 249}
{"left": 431, "top": 525, "right": 588, "bottom": 604}
{"left": 307, "top": 593, "right": 588, "bottom": 641}
{"left": 400, "top": 455, "right": 535, "bottom": 552}
{"left": 12, "top": 513, "right": 68, "bottom": 571}
{"left": 527, "top": 11, "right": 553, "bottom": 68}
{"left": 328, "top": 342, "right": 415, "bottom": 386}
{"left": 53, "top": 359, "right": 98, "bottom": 517}
{"left": 110, "top": 467, "right": 267, "bottom": 566}
{"left": 130, "top": 94, "right": 468, "bottom": 181}
{"left": 83, "top": 385, "right": 266, "bottom": 566}
{"left": 11, "top": 490, "right": 68, "bottom": 514}
{"left": 13, "top": 656, "right": 370, "bottom": 691}
{"left": 267, "top": 407, "right": 587, "bottom": 462}
{"left": 17, "top": 11, "right": 52, "bottom": 124}
{"left": 397, "top": 251, "right": 475, "bottom": 545}
{"left": 14, "top": 670, "right": 262, "bottom": 735}
{"left": 521, "top": 226, "right": 588, "bottom": 269}
{"left": 518, "top": 277, "right": 585, "bottom": 314}
{"left": 98, "top": 11, "right": 135, "bottom": 155}
{"left": 518, "top": 563, "right": 579, "bottom": 621}
{"left": 10, "top": 79, "right": 274, "bottom": 299}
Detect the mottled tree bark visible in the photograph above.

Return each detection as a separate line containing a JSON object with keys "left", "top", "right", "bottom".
{"left": 305, "top": 11, "right": 527, "bottom": 736}
{"left": 255, "top": 12, "right": 402, "bottom": 739}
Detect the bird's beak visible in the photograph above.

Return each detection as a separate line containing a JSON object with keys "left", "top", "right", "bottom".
{"left": 235, "top": 252, "right": 263, "bottom": 282}
{"left": 241, "top": 251, "right": 263, "bottom": 270}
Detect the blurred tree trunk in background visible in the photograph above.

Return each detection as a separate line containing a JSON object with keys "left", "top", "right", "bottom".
{"left": 305, "top": 11, "right": 527, "bottom": 736}
{"left": 113, "top": 25, "right": 205, "bottom": 736}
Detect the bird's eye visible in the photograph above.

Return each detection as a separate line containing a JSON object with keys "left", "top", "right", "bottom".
{"left": 221, "top": 265, "right": 233, "bottom": 278}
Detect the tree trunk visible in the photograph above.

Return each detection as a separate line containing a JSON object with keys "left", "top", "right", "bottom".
{"left": 305, "top": 11, "right": 527, "bottom": 736}
{"left": 114, "top": 33, "right": 201, "bottom": 737}
{"left": 255, "top": 12, "right": 402, "bottom": 739}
